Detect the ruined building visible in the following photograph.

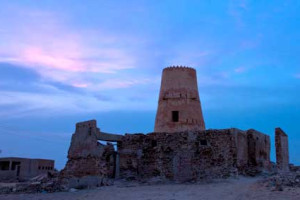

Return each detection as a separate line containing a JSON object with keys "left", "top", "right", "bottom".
{"left": 61, "top": 66, "right": 290, "bottom": 187}
{"left": 0, "top": 157, "right": 54, "bottom": 181}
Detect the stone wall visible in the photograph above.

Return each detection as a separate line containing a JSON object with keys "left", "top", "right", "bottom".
{"left": 118, "top": 128, "right": 271, "bottom": 182}
{"left": 275, "top": 128, "right": 289, "bottom": 172}
{"left": 61, "top": 119, "right": 271, "bottom": 185}
{"left": 231, "top": 129, "right": 248, "bottom": 171}
{"left": 61, "top": 120, "right": 116, "bottom": 187}
{"left": 247, "top": 129, "right": 270, "bottom": 169}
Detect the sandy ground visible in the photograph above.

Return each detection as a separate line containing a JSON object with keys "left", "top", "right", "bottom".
{"left": 1, "top": 177, "right": 300, "bottom": 200}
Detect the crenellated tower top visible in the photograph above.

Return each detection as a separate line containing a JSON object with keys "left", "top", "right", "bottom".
{"left": 163, "top": 66, "right": 196, "bottom": 71}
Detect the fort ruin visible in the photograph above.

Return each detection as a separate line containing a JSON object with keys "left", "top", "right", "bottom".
{"left": 61, "top": 66, "right": 290, "bottom": 188}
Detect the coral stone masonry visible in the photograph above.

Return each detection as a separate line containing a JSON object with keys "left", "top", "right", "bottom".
{"left": 154, "top": 66, "right": 205, "bottom": 133}
{"left": 60, "top": 120, "right": 117, "bottom": 187}
{"left": 118, "top": 129, "right": 270, "bottom": 181}
{"left": 275, "top": 128, "right": 289, "bottom": 172}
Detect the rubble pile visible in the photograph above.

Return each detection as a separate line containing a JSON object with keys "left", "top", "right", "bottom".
{"left": 261, "top": 171, "right": 300, "bottom": 191}
{"left": 289, "top": 164, "right": 300, "bottom": 172}
{"left": 0, "top": 172, "right": 67, "bottom": 194}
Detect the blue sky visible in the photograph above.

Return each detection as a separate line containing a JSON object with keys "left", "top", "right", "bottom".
{"left": 0, "top": 0, "right": 299, "bottom": 169}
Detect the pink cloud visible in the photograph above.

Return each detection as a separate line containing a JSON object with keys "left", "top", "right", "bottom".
{"left": 71, "top": 82, "right": 89, "bottom": 88}
{"left": 21, "top": 47, "right": 85, "bottom": 72}
{"left": 0, "top": 8, "right": 138, "bottom": 89}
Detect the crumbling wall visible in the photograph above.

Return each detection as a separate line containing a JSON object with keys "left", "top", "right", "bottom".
{"left": 119, "top": 128, "right": 271, "bottom": 182}
{"left": 62, "top": 119, "right": 271, "bottom": 185}
{"left": 119, "top": 130, "right": 238, "bottom": 182}
{"left": 246, "top": 129, "right": 270, "bottom": 170}
{"left": 275, "top": 127, "right": 289, "bottom": 172}
{"left": 231, "top": 129, "right": 248, "bottom": 172}
{"left": 61, "top": 120, "right": 115, "bottom": 187}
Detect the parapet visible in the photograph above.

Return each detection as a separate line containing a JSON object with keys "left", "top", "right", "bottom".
{"left": 163, "top": 66, "right": 196, "bottom": 72}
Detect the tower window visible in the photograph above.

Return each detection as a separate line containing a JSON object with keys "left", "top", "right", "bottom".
{"left": 0, "top": 161, "right": 10, "bottom": 171}
{"left": 172, "top": 111, "right": 179, "bottom": 122}
{"left": 152, "top": 140, "right": 157, "bottom": 147}
{"left": 200, "top": 140, "right": 207, "bottom": 146}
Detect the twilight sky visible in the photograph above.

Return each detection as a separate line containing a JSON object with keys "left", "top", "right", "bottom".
{"left": 0, "top": 0, "right": 299, "bottom": 169}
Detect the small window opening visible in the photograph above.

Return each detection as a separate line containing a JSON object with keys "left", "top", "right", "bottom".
{"left": 0, "top": 161, "right": 10, "bottom": 171}
{"left": 200, "top": 140, "right": 208, "bottom": 146}
{"left": 38, "top": 166, "right": 41, "bottom": 170}
{"left": 106, "top": 155, "right": 111, "bottom": 162}
{"left": 172, "top": 111, "right": 179, "bottom": 122}
{"left": 152, "top": 140, "right": 157, "bottom": 147}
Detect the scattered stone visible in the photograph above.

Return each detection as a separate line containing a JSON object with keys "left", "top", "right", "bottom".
{"left": 69, "top": 188, "right": 78, "bottom": 192}
{"left": 260, "top": 171, "right": 300, "bottom": 192}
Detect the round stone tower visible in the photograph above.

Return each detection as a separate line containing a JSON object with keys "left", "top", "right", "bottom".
{"left": 154, "top": 66, "right": 205, "bottom": 132}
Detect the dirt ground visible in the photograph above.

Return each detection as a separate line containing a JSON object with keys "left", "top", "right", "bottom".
{"left": 1, "top": 177, "right": 300, "bottom": 200}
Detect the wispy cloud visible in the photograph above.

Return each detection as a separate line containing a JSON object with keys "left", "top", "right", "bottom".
{"left": 0, "top": 2, "right": 298, "bottom": 118}
{"left": 94, "top": 79, "right": 153, "bottom": 90}
{"left": 234, "top": 66, "right": 247, "bottom": 73}
{"left": 228, "top": 0, "right": 249, "bottom": 28}
{"left": 0, "top": 87, "right": 157, "bottom": 118}
{"left": 0, "top": 7, "right": 138, "bottom": 89}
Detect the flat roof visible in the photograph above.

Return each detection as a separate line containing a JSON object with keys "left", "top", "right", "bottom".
{"left": 0, "top": 157, "right": 54, "bottom": 162}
